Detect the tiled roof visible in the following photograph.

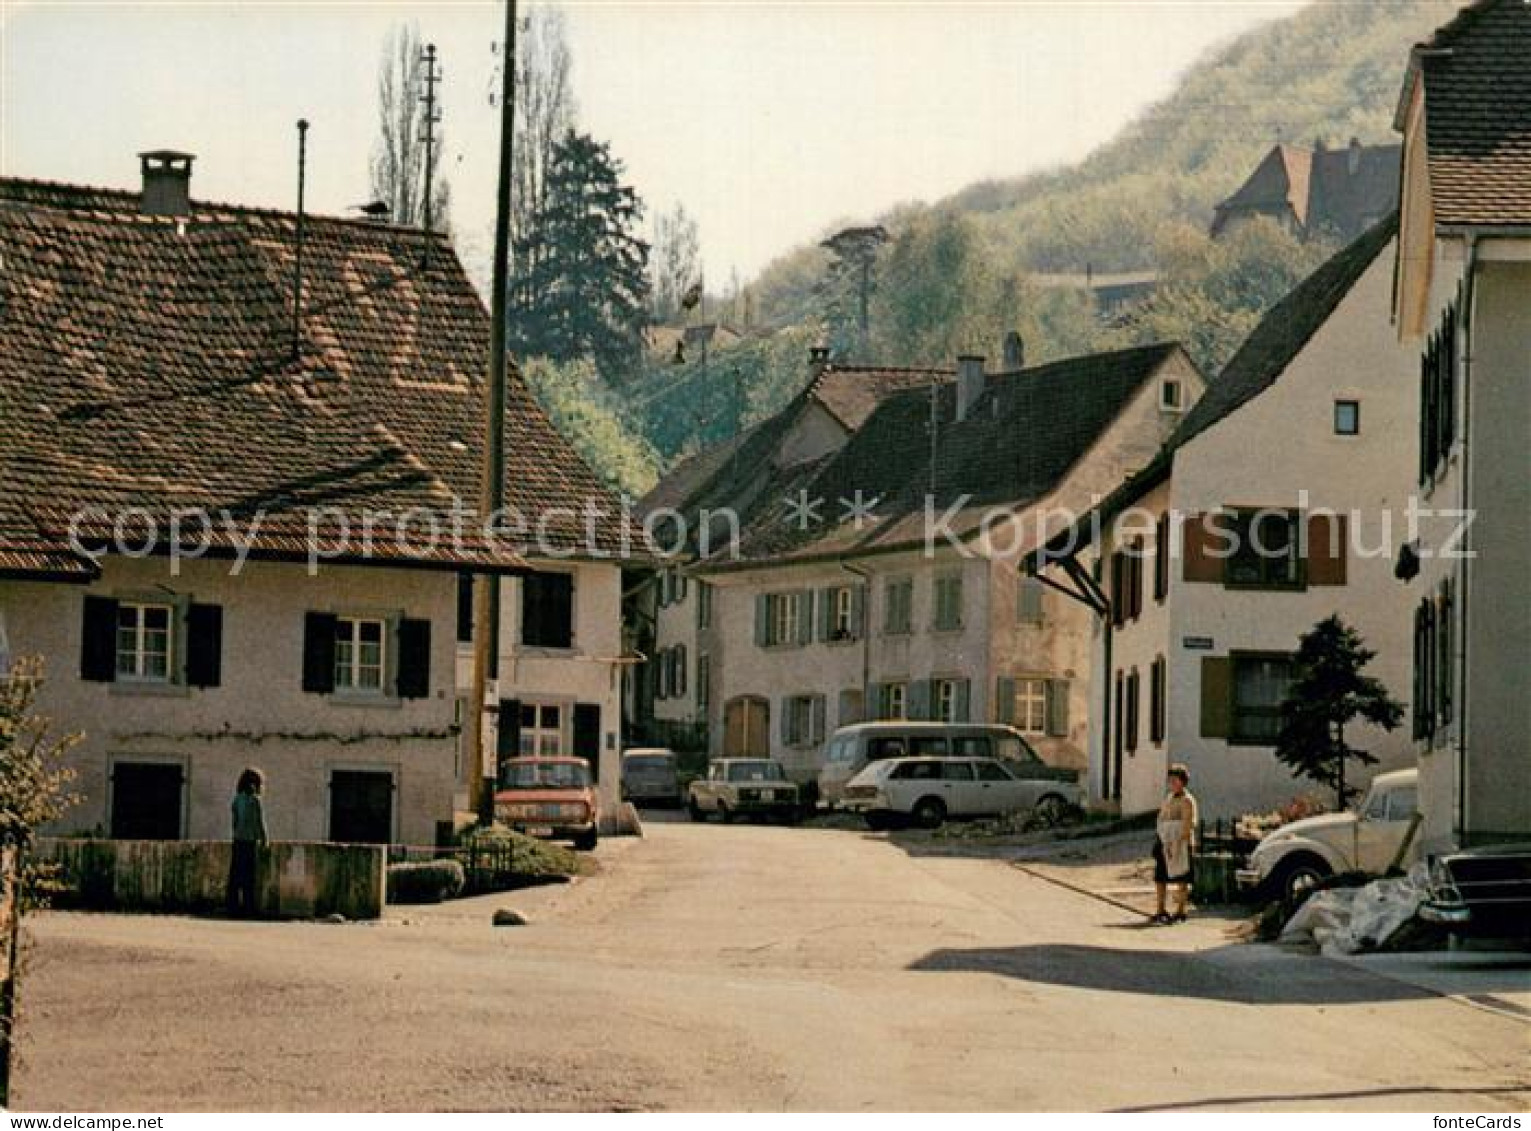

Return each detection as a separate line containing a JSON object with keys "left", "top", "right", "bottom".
{"left": 809, "top": 364, "right": 952, "bottom": 431}
{"left": 1409, "top": 0, "right": 1531, "bottom": 227}
{"left": 0, "top": 176, "right": 637, "bottom": 576}
{"left": 719, "top": 343, "right": 1188, "bottom": 566}
{"left": 1213, "top": 142, "right": 1401, "bottom": 240}
{"left": 1174, "top": 214, "right": 1397, "bottom": 448}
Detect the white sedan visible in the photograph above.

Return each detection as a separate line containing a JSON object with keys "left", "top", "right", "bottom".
{"left": 841, "top": 755, "right": 1082, "bottom": 830}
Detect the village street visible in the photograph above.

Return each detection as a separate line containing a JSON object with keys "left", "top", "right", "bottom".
{"left": 16, "top": 821, "right": 1530, "bottom": 1113}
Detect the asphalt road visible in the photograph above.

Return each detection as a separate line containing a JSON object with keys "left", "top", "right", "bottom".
{"left": 16, "top": 820, "right": 1531, "bottom": 1111}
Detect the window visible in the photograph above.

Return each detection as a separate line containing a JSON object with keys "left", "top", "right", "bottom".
{"left": 116, "top": 602, "right": 173, "bottom": 682}
{"left": 697, "top": 581, "right": 712, "bottom": 629}
{"left": 880, "top": 681, "right": 908, "bottom": 720}
{"left": 831, "top": 587, "right": 854, "bottom": 639}
{"left": 933, "top": 574, "right": 963, "bottom": 631}
{"left": 1414, "top": 584, "right": 1454, "bottom": 742}
{"left": 933, "top": 677, "right": 968, "bottom": 722}
{"left": 884, "top": 577, "right": 914, "bottom": 635}
{"left": 1160, "top": 379, "right": 1184, "bottom": 411}
{"left": 1225, "top": 509, "right": 1302, "bottom": 589}
{"left": 671, "top": 645, "right": 688, "bottom": 698}
{"left": 522, "top": 572, "right": 574, "bottom": 649}
{"left": 697, "top": 653, "right": 711, "bottom": 713}
{"left": 941, "top": 761, "right": 975, "bottom": 781}
{"left": 952, "top": 737, "right": 992, "bottom": 758}
{"left": 1231, "top": 654, "right": 1293, "bottom": 744}
{"left": 760, "top": 591, "right": 806, "bottom": 647}
{"left": 783, "top": 694, "right": 824, "bottom": 747}
{"left": 1016, "top": 576, "right": 1045, "bottom": 625}
{"left": 519, "top": 702, "right": 563, "bottom": 756}
{"left": 1334, "top": 399, "right": 1360, "bottom": 436}
{"left": 334, "top": 616, "right": 386, "bottom": 692}
{"left": 1150, "top": 656, "right": 1167, "bottom": 744}
{"left": 1386, "top": 786, "right": 1418, "bottom": 822}
{"left": 976, "top": 760, "right": 1013, "bottom": 782}
{"left": 908, "top": 736, "right": 948, "bottom": 757}
{"left": 1012, "top": 677, "right": 1049, "bottom": 734}
{"left": 1110, "top": 544, "right": 1144, "bottom": 625}
{"left": 456, "top": 573, "right": 474, "bottom": 644}
{"left": 1436, "top": 579, "right": 1454, "bottom": 727}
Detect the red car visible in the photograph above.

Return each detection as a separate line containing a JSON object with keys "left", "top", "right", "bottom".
{"left": 493, "top": 756, "right": 600, "bottom": 850}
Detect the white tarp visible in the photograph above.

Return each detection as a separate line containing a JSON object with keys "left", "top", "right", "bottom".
{"left": 1280, "top": 864, "right": 1429, "bottom": 956}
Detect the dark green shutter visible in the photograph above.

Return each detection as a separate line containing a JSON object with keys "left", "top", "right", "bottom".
{"left": 754, "top": 595, "right": 769, "bottom": 646}
{"left": 851, "top": 585, "right": 866, "bottom": 640}
{"left": 1200, "top": 657, "right": 1233, "bottom": 739}
{"left": 301, "top": 612, "right": 337, "bottom": 694}
{"left": 796, "top": 591, "right": 814, "bottom": 646}
{"left": 817, "top": 588, "right": 834, "bottom": 642}
{"left": 909, "top": 680, "right": 932, "bottom": 721}
{"left": 995, "top": 677, "right": 1016, "bottom": 725}
{"left": 396, "top": 618, "right": 432, "bottom": 699}
{"left": 80, "top": 595, "right": 118, "bottom": 682}
{"left": 497, "top": 698, "right": 521, "bottom": 764}
{"left": 1046, "top": 679, "right": 1071, "bottom": 737}
{"left": 574, "top": 703, "right": 602, "bottom": 781}
{"left": 186, "top": 603, "right": 223, "bottom": 688}
{"left": 954, "top": 680, "right": 971, "bottom": 723}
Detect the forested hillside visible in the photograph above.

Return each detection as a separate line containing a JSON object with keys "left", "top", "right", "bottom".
{"left": 560, "top": 0, "right": 1459, "bottom": 485}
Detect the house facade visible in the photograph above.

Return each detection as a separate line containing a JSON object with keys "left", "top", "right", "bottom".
{"left": 0, "top": 158, "right": 637, "bottom": 843}
{"left": 643, "top": 343, "right": 1204, "bottom": 787}
{"left": 1392, "top": 0, "right": 1531, "bottom": 850}
{"left": 1212, "top": 138, "right": 1402, "bottom": 243}
{"left": 1037, "top": 219, "right": 1420, "bottom": 820}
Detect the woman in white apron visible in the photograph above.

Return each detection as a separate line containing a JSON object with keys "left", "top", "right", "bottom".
{"left": 1151, "top": 763, "right": 1197, "bottom": 924}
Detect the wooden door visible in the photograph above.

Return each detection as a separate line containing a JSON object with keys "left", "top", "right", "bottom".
{"left": 723, "top": 696, "right": 769, "bottom": 757}
{"left": 328, "top": 770, "right": 394, "bottom": 844}
{"left": 110, "top": 761, "right": 184, "bottom": 840}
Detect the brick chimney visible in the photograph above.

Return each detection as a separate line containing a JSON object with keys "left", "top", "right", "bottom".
{"left": 139, "top": 150, "right": 195, "bottom": 218}
{"left": 1002, "top": 331, "right": 1025, "bottom": 371}
{"left": 956, "top": 355, "right": 986, "bottom": 422}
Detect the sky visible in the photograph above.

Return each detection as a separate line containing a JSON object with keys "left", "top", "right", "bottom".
{"left": 0, "top": 0, "right": 1305, "bottom": 286}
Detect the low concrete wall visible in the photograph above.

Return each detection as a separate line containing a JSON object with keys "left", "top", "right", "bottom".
{"left": 36, "top": 839, "right": 385, "bottom": 921}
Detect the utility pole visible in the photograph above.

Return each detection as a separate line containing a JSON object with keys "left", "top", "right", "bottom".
{"left": 469, "top": 0, "right": 517, "bottom": 822}
{"left": 291, "top": 119, "right": 309, "bottom": 359}
{"left": 419, "top": 42, "right": 442, "bottom": 255}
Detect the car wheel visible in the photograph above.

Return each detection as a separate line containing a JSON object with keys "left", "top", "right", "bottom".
{"left": 912, "top": 796, "right": 946, "bottom": 829}
{"left": 864, "top": 811, "right": 892, "bottom": 832}
{"left": 573, "top": 829, "right": 598, "bottom": 852}
{"left": 1276, "top": 855, "right": 1331, "bottom": 910}
{"left": 719, "top": 803, "right": 734, "bottom": 825}
{"left": 688, "top": 799, "right": 704, "bottom": 822}
{"left": 1034, "top": 794, "right": 1069, "bottom": 826}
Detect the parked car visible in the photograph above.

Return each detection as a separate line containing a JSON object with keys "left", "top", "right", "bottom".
{"left": 818, "top": 721, "right": 1059, "bottom": 807}
{"left": 1421, "top": 843, "right": 1531, "bottom": 938}
{"left": 688, "top": 759, "right": 801, "bottom": 824}
{"left": 841, "top": 754, "right": 1083, "bottom": 830}
{"left": 1235, "top": 768, "right": 1419, "bottom": 905}
{"left": 621, "top": 747, "right": 683, "bottom": 807}
{"left": 493, "top": 756, "right": 600, "bottom": 850}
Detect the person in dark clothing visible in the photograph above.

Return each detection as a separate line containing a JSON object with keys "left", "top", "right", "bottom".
{"left": 226, "top": 766, "right": 268, "bottom": 917}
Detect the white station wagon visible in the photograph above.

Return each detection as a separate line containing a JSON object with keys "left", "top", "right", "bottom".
{"left": 841, "top": 755, "right": 1082, "bottom": 830}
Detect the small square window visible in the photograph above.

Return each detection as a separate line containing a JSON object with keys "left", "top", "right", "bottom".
{"left": 1334, "top": 400, "right": 1360, "bottom": 436}
{"left": 1160, "top": 380, "right": 1184, "bottom": 411}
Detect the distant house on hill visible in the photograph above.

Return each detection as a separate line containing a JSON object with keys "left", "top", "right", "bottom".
{"left": 1212, "top": 138, "right": 1401, "bottom": 243}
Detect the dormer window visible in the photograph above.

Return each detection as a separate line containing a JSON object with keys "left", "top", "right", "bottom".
{"left": 1160, "top": 380, "right": 1184, "bottom": 412}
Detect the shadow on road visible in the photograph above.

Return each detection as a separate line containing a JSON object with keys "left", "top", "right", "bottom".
{"left": 909, "top": 943, "right": 1452, "bottom": 1005}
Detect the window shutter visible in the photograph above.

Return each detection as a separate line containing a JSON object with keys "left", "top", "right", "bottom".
{"left": 796, "top": 591, "right": 814, "bottom": 646}
{"left": 909, "top": 680, "right": 932, "bottom": 721}
{"left": 869, "top": 683, "right": 885, "bottom": 719}
{"left": 954, "top": 679, "right": 971, "bottom": 723}
{"left": 1017, "top": 577, "right": 1044, "bottom": 624}
{"left": 574, "top": 703, "right": 602, "bottom": 781}
{"left": 1126, "top": 671, "right": 1140, "bottom": 752}
{"left": 995, "top": 677, "right": 1016, "bottom": 725}
{"left": 817, "top": 588, "right": 834, "bottom": 642}
{"left": 677, "top": 644, "right": 688, "bottom": 698}
{"left": 851, "top": 585, "right": 866, "bottom": 640}
{"left": 1181, "top": 513, "right": 1224, "bottom": 584}
{"left": 1154, "top": 514, "right": 1170, "bottom": 602}
{"left": 1307, "top": 513, "right": 1348, "bottom": 586}
{"left": 1199, "top": 657, "right": 1233, "bottom": 738}
{"left": 838, "top": 687, "right": 863, "bottom": 727}
{"left": 456, "top": 573, "right": 475, "bottom": 645}
{"left": 497, "top": 698, "right": 522, "bottom": 763}
{"left": 80, "top": 595, "right": 119, "bottom": 682}
{"left": 779, "top": 697, "right": 793, "bottom": 744}
{"left": 754, "top": 595, "right": 769, "bottom": 646}
{"left": 301, "top": 611, "right": 337, "bottom": 694}
{"left": 811, "top": 695, "right": 826, "bottom": 744}
{"left": 186, "top": 603, "right": 223, "bottom": 688}
{"left": 1046, "top": 679, "right": 1071, "bottom": 737}
{"left": 395, "top": 618, "right": 432, "bottom": 699}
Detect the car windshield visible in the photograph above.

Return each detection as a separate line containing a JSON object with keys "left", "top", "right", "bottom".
{"left": 726, "top": 761, "right": 784, "bottom": 782}
{"left": 499, "top": 760, "right": 590, "bottom": 790}
{"left": 625, "top": 755, "right": 674, "bottom": 773}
